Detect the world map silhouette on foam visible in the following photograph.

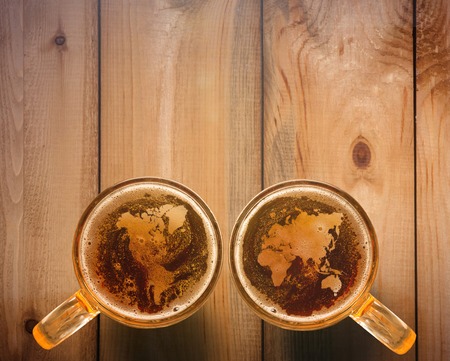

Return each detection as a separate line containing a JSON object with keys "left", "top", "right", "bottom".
{"left": 257, "top": 210, "right": 344, "bottom": 295}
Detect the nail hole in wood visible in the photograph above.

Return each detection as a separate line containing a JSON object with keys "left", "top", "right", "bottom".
{"left": 24, "top": 319, "right": 38, "bottom": 334}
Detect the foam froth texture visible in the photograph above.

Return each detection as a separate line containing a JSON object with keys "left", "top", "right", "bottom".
{"left": 78, "top": 182, "right": 219, "bottom": 322}
{"left": 233, "top": 184, "right": 374, "bottom": 325}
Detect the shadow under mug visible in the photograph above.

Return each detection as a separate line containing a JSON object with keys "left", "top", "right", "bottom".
{"left": 229, "top": 180, "right": 416, "bottom": 355}
{"left": 33, "top": 177, "right": 222, "bottom": 349}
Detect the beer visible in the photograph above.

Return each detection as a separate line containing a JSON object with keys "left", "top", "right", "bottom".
{"left": 230, "top": 181, "right": 376, "bottom": 327}
{"left": 33, "top": 178, "right": 222, "bottom": 349}
{"left": 76, "top": 179, "right": 221, "bottom": 323}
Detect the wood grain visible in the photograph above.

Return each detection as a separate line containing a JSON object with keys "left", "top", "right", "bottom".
{"left": 1, "top": 1, "right": 449, "bottom": 360}
{"left": 100, "top": 0, "right": 261, "bottom": 360}
{"left": 0, "top": 0, "right": 24, "bottom": 359}
{"left": 416, "top": 1, "right": 450, "bottom": 360}
{"left": 0, "top": 0, "right": 98, "bottom": 360}
{"left": 262, "top": 0, "right": 415, "bottom": 360}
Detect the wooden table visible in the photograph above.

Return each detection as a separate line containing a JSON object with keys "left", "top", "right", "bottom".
{"left": 1, "top": 1, "right": 449, "bottom": 360}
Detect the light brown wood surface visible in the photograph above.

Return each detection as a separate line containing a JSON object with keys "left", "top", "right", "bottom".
{"left": 417, "top": 1, "right": 450, "bottom": 360}
{"left": 263, "top": 1, "right": 415, "bottom": 360}
{"left": 1, "top": 0, "right": 99, "bottom": 360}
{"left": 99, "top": 0, "right": 261, "bottom": 360}
{"left": 0, "top": 0, "right": 448, "bottom": 360}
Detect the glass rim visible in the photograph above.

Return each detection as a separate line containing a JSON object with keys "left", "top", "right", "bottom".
{"left": 72, "top": 177, "right": 223, "bottom": 328}
{"left": 229, "top": 179, "right": 379, "bottom": 330}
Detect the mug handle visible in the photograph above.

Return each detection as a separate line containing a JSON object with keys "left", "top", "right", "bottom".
{"left": 33, "top": 289, "right": 100, "bottom": 349}
{"left": 350, "top": 293, "right": 416, "bottom": 354}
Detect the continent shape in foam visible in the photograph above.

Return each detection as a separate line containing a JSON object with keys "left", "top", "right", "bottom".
{"left": 116, "top": 204, "right": 188, "bottom": 304}
{"left": 257, "top": 210, "right": 343, "bottom": 289}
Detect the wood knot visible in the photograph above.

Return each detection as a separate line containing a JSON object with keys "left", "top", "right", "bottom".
{"left": 24, "top": 319, "right": 38, "bottom": 334}
{"left": 352, "top": 139, "right": 371, "bottom": 169}
{"left": 54, "top": 35, "right": 66, "bottom": 46}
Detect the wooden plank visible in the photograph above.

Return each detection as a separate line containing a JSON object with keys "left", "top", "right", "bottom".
{"left": 0, "top": 0, "right": 98, "bottom": 359}
{"left": 0, "top": 1, "right": 25, "bottom": 359}
{"left": 416, "top": 1, "right": 450, "bottom": 360}
{"left": 262, "top": 0, "right": 415, "bottom": 360}
{"left": 100, "top": 0, "right": 261, "bottom": 360}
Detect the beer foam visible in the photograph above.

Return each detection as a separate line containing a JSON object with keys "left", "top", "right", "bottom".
{"left": 232, "top": 183, "right": 374, "bottom": 325}
{"left": 77, "top": 181, "right": 220, "bottom": 322}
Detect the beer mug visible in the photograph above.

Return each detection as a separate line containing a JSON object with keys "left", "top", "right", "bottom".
{"left": 33, "top": 178, "right": 222, "bottom": 349}
{"left": 229, "top": 180, "right": 416, "bottom": 354}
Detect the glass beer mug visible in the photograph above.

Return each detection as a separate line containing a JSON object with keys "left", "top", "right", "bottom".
{"left": 229, "top": 180, "right": 416, "bottom": 355}
{"left": 33, "top": 178, "right": 222, "bottom": 349}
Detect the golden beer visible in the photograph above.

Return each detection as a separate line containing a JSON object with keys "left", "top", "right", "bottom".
{"left": 230, "top": 180, "right": 415, "bottom": 354}
{"left": 34, "top": 178, "right": 222, "bottom": 348}
{"left": 77, "top": 179, "right": 221, "bottom": 324}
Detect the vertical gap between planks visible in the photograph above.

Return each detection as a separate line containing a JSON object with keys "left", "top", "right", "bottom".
{"left": 97, "top": 0, "right": 102, "bottom": 194}
{"left": 260, "top": 0, "right": 265, "bottom": 192}
{"left": 97, "top": 0, "right": 102, "bottom": 360}
{"left": 412, "top": 0, "right": 418, "bottom": 359}
{"left": 260, "top": 0, "right": 266, "bottom": 360}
